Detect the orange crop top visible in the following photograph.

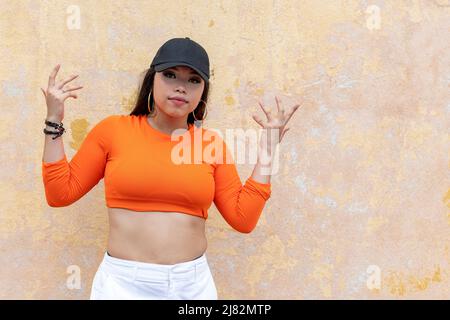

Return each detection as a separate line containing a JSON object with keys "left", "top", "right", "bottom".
{"left": 42, "top": 114, "right": 271, "bottom": 233}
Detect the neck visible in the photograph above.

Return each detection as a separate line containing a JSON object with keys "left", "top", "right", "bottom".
{"left": 148, "top": 112, "right": 190, "bottom": 135}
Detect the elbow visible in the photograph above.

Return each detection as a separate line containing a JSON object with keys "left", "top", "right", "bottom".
{"left": 231, "top": 209, "right": 260, "bottom": 233}
{"left": 44, "top": 186, "right": 76, "bottom": 207}
{"left": 46, "top": 199, "right": 68, "bottom": 208}
{"left": 45, "top": 195, "right": 72, "bottom": 208}
{"left": 235, "top": 224, "right": 256, "bottom": 234}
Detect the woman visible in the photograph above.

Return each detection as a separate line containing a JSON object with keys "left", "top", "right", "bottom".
{"left": 41, "top": 37, "right": 301, "bottom": 300}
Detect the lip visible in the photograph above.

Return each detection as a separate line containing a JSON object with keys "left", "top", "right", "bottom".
{"left": 169, "top": 98, "right": 187, "bottom": 106}
{"left": 168, "top": 96, "right": 188, "bottom": 102}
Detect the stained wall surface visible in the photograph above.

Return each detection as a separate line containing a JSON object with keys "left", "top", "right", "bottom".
{"left": 0, "top": 0, "right": 449, "bottom": 299}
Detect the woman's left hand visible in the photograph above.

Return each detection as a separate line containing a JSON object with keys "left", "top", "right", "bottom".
{"left": 252, "top": 96, "right": 302, "bottom": 143}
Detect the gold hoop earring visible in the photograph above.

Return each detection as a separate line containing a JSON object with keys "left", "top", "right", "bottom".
{"left": 192, "top": 100, "right": 208, "bottom": 122}
{"left": 147, "top": 89, "right": 156, "bottom": 117}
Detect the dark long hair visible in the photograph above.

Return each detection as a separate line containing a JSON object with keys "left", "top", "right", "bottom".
{"left": 129, "top": 66, "right": 209, "bottom": 127}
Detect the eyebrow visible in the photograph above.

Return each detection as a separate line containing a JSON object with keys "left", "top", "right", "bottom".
{"left": 169, "top": 67, "right": 199, "bottom": 75}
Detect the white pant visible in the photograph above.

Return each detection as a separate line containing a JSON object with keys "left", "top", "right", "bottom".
{"left": 90, "top": 251, "right": 218, "bottom": 300}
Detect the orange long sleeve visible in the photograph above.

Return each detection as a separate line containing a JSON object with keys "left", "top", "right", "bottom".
{"left": 42, "top": 115, "right": 117, "bottom": 207}
{"left": 211, "top": 133, "right": 271, "bottom": 233}
{"left": 42, "top": 114, "right": 271, "bottom": 233}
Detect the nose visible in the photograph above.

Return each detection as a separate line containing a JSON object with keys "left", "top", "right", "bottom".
{"left": 175, "top": 85, "right": 186, "bottom": 94}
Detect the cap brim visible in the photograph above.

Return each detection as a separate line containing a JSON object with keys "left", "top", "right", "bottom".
{"left": 153, "top": 62, "right": 209, "bottom": 83}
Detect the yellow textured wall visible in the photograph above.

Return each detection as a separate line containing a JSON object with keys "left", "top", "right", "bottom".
{"left": 1, "top": 0, "right": 449, "bottom": 299}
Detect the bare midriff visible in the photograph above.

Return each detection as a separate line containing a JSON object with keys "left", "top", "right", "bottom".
{"left": 106, "top": 207, "right": 207, "bottom": 265}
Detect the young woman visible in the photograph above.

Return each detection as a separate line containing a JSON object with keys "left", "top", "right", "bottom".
{"left": 41, "top": 37, "right": 301, "bottom": 300}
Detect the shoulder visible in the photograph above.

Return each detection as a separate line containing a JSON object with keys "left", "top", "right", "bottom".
{"left": 88, "top": 114, "right": 125, "bottom": 137}
{"left": 95, "top": 114, "right": 131, "bottom": 128}
{"left": 95, "top": 114, "right": 120, "bottom": 125}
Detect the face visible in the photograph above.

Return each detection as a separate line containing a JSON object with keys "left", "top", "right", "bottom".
{"left": 152, "top": 65, "right": 205, "bottom": 118}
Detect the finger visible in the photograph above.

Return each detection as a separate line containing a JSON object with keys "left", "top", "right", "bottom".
{"left": 61, "top": 85, "right": 83, "bottom": 93}
{"left": 40, "top": 87, "right": 47, "bottom": 98}
{"left": 252, "top": 113, "right": 267, "bottom": 128}
{"left": 275, "top": 96, "right": 284, "bottom": 113}
{"left": 57, "top": 74, "right": 79, "bottom": 89}
{"left": 280, "top": 127, "right": 290, "bottom": 141}
{"left": 257, "top": 100, "right": 272, "bottom": 120}
{"left": 62, "top": 92, "right": 78, "bottom": 101}
{"left": 284, "top": 103, "right": 302, "bottom": 125}
{"left": 48, "top": 64, "right": 61, "bottom": 88}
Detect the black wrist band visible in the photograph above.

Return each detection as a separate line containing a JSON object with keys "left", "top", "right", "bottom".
{"left": 44, "top": 119, "right": 65, "bottom": 140}
{"left": 45, "top": 119, "right": 64, "bottom": 129}
{"left": 43, "top": 128, "right": 65, "bottom": 139}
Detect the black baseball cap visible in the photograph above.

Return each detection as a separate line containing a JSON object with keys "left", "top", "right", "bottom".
{"left": 150, "top": 37, "right": 210, "bottom": 83}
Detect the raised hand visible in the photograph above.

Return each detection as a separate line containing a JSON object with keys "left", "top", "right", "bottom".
{"left": 41, "top": 64, "right": 83, "bottom": 122}
{"left": 252, "top": 96, "right": 302, "bottom": 143}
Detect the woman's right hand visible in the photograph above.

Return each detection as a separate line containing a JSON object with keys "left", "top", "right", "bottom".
{"left": 41, "top": 64, "right": 83, "bottom": 122}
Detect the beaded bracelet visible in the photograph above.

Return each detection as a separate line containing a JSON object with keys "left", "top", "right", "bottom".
{"left": 43, "top": 119, "right": 65, "bottom": 140}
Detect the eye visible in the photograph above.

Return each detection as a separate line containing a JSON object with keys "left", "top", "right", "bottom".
{"left": 163, "top": 71, "right": 175, "bottom": 79}
{"left": 163, "top": 71, "right": 202, "bottom": 84}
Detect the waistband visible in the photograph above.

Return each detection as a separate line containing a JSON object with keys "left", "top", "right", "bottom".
{"left": 100, "top": 251, "right": 209, "bottom": 282}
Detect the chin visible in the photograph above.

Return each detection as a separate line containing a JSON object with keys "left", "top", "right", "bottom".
{"left": 166, "top": 109, "right": 189, "bottom": 118}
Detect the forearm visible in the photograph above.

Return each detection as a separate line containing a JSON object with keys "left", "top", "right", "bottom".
{"left": 42, "top": 116, "right": 66, "bottom": 163}
{"left": 251, "top": 158, "right": 272, "bottom": 184}
{"left": 251, "top": 128, "right": 279, "bottom": 184}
